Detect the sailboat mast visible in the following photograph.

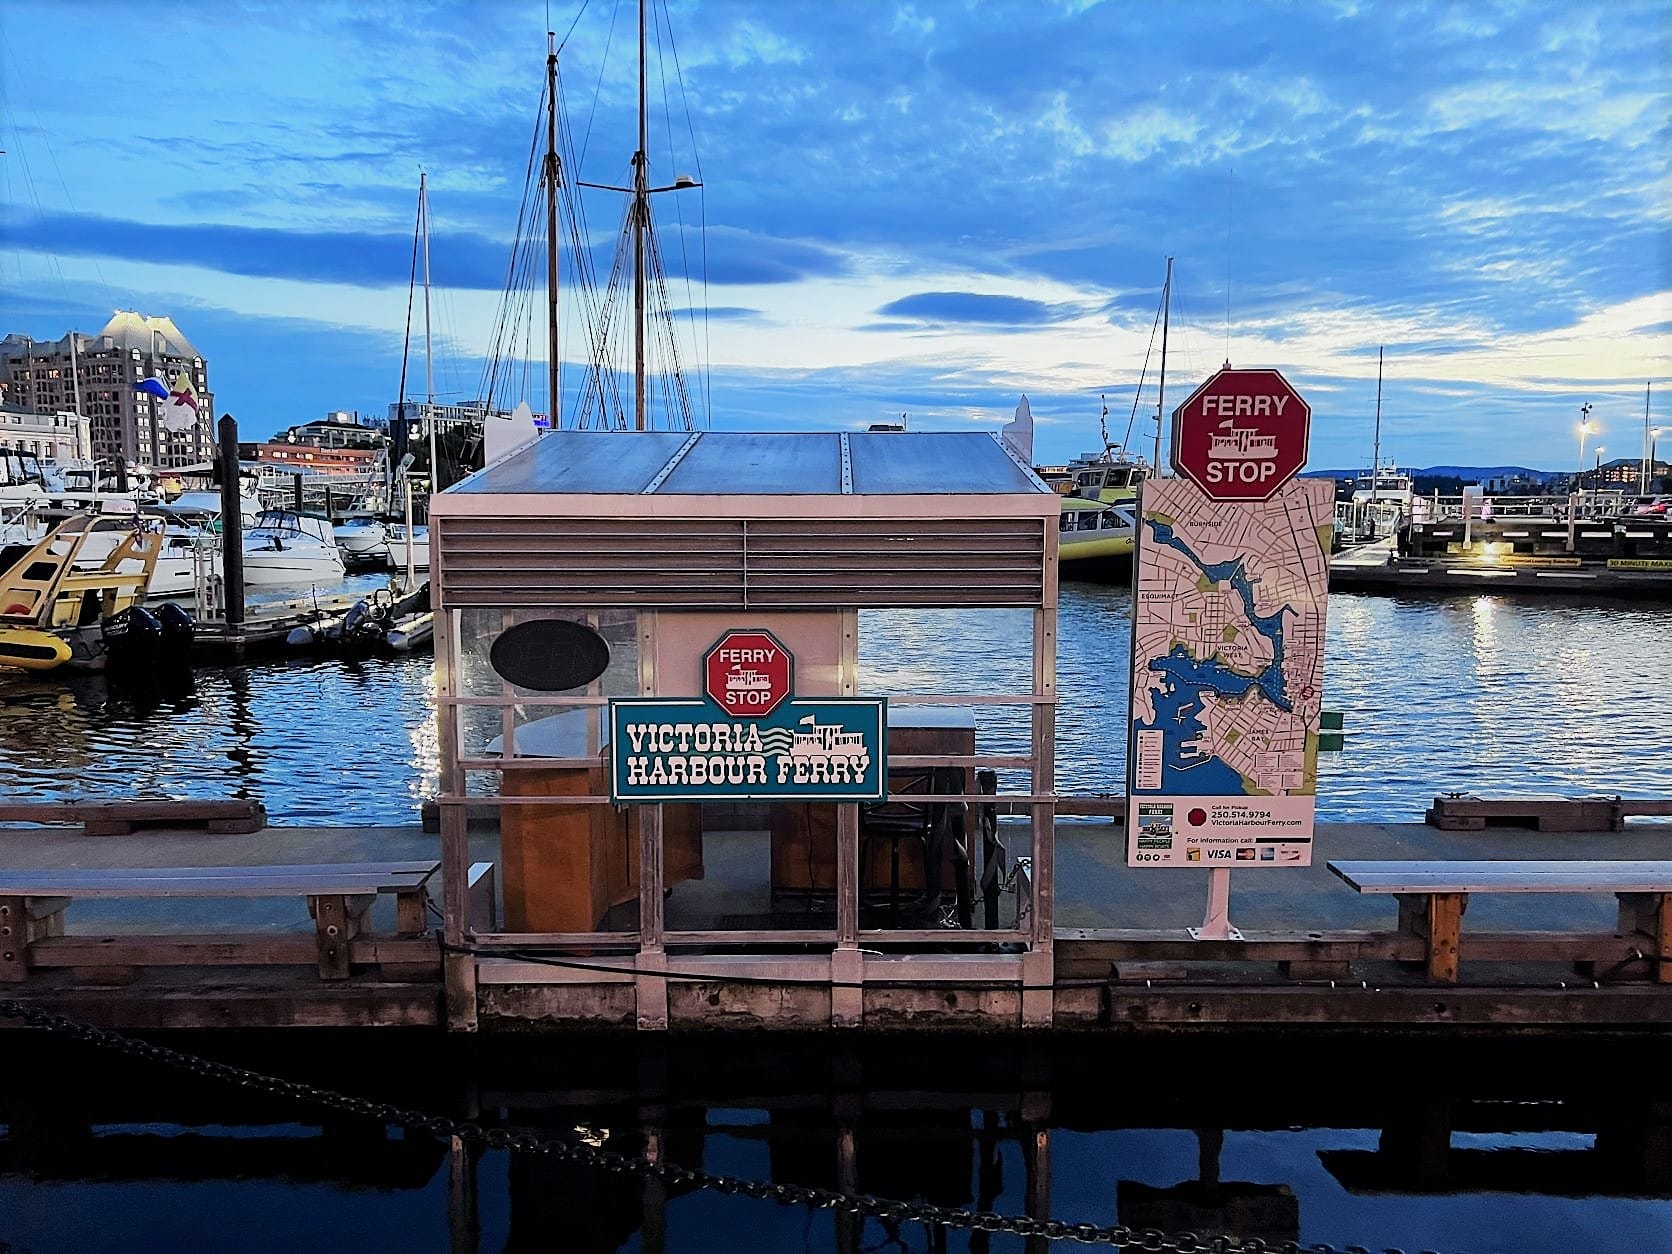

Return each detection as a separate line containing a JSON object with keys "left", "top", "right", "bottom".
{"left": 544, "top": 34, "right": 561, "bottom": 430}
{"left": 1154, "top": 256, "right": 1172, "bottom": 470}
{"left": 1372, "top": 345, "right": 1384, "bottom": 491}
{"left": 632, "top": 0, "right": 648, "bottom": 431}
{"left": 421, "top": 172, "right": 436, "bottom": 499}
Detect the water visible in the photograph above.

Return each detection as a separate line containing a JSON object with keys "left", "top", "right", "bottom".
{"left": 1, "top": 1032, "right": 1668, "bottom": 1253}
{"left": 2, "top": 588, "right": 1670, "bottom": 1251}
{"left": 1, "top": 587, "right": 1668, "bottom": 823}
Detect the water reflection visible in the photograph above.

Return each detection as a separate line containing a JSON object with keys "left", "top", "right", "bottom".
{"left": 1, "top": 1033, "right": 1668, "bottom": 1253}
{"left": 0, "top": 588, "right": 1667, "bottom": 824}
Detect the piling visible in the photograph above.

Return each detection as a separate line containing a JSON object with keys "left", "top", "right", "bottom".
{"left": 216, "top": 413, "right": 245, "bottom": 630}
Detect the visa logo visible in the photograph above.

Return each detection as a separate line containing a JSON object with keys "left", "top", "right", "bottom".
{"left": 1205, "top": 849, "right": 1234, "bottom": 861}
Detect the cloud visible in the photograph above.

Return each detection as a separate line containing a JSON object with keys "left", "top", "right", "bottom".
{"left": 875, "top": 291, "right": 1084, "bottom": 326}
{"left": 4, "top": 210, "right": 511, "bottom": 291}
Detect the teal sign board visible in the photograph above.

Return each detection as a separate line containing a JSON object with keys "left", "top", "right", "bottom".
{"left": 609, "top": 698, "right": 887, "bottom": 802}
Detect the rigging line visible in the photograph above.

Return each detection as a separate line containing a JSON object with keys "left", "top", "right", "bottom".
{"left": 1225, "top": 166, "right": 1233, "bottom": 363}
{"left": 395, "top": 181, "right": 423, "bottom": 420}
{"left": 653, "top": 0, "right": 703, "bottom": 427}
{"left": 1120, "top": 286, "right": 1165, "bottom": 453}
{"left": 576, "top": 0, "right": 625, "bottom": 172}
{"left": 555, "top": 0, "right": 593, "bottom": 53}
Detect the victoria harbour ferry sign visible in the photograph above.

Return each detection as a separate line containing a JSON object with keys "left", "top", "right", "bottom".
{"left": 609, "top": 629, "right": 886, "bottom": 802}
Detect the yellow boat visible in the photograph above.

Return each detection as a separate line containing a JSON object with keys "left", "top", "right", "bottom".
{"left": 1057, "top": 496, "right": 1137, "bottom": 577}
{"left": 0, "top": 514, "right": 162, "bottom": 672}
{"left": 0, "top": 627, "right": 72, "bottom": 670}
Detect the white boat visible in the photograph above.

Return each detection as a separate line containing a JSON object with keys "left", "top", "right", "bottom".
{"left": 385, "top": 523, "right": 430, "bottom": 571}
{"left": 242, "top": 509, "right": 346, "bottom": 586}
{"left": 333, "top": 516, "right": 390, "bottom": 562}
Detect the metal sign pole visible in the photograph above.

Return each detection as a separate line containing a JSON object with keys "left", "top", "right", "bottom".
{"left": 1190, "top": 868, "right": 1240, "bottom": 940}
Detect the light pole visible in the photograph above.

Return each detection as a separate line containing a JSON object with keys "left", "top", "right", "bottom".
{"left": 1593, "top": 447, "right": 1605, "bottom": 510}
{"left": 1577, "top": 404, "right": 1595, "bottom": 493}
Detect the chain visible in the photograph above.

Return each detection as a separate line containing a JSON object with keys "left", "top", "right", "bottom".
{"left": 0, "top": 997, "right": 1424, "bottom": 1253}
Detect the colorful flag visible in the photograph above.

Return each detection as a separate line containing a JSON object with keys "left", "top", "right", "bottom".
{"left": 133, "top": 377, "right": 169, "bottom": 400}
{"left": 159, "top": 371, "right": 201, "bottom": 433}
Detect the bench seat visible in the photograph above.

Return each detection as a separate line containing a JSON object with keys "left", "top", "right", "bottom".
{"left": 1329, "top": 859, "right": 1672, "bottom": 984}
{"left": 0, "top": 861, "right": 493, "bottom": 983}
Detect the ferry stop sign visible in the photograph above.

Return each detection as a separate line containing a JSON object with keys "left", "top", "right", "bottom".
{"left": 1170, "top": 367, "right": 1310, "bottom": 501}
{"left": 704, "top": 630, "right": 794, "bottom": 718}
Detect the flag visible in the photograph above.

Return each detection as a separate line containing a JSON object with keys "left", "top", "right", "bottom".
{"left": 159, "top": 371, "right": 201, "bottom": 433}
{"left": 133, "top": 377, "right": 169, "bottom": 400}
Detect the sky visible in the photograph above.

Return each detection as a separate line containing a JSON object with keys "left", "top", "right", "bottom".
{"left": 1, "top": 0, "right": 1668, "bottom": 471}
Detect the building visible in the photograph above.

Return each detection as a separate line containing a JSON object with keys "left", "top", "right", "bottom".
{"left": 385, "top": 398, "right": 516, "bottom": 432}
{"left": 0, "top": 312, "right": 213, "bottom": 469}
{"left": 256, "top": 442, "right": 384, "bottom": 477}
{"left": 278, "top": 411, "right": 388, "bottom": 451}
{"left": 1568, "top": 457, "right": 1668, "bottom": 493}
{"left": 0, "top": 402, "right": 92, "bottom": 464}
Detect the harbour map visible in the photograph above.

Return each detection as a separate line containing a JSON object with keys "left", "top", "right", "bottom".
{"left": 1125, "top": 476, "right": 1334, "bottom": 867}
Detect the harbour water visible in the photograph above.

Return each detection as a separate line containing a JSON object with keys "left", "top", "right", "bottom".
{"left": 0, "top": 584, "right": 1667, "bottom": 824}
{"left": 2, "top": 583, "right": 1669, "bottom": 1253}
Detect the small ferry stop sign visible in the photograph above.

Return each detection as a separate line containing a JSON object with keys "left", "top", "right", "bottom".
{"left": 1170, "top": 367, "right": 1310, "bottom": 501}
{"left": 704, "top": 630, "right": 794, "bottom": 718}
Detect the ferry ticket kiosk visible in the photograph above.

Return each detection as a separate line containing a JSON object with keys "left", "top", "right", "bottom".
{"left": 428, "top": 429, "right": 1060, "bottom": 1031}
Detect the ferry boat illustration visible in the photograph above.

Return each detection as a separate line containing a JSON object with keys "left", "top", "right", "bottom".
{"left": 724, "top": 668, "right": 773, "bottom": 694}
{"left": 1208, "top": 420, "right": 1279, "bottom": 460}
{"left": 790, "top": 715, "right": 870, "bottom": 763}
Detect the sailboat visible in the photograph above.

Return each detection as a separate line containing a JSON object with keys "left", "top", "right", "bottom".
{"left": 474, "top": 4, "right": 708, "bottom": 443}
{"left": 1054, "top": 257, "right": 1173, "bottom": 578}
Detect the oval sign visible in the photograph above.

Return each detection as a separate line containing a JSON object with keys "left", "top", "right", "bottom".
{"left": 488, "top": 619, "right": 612, "bottom": 691}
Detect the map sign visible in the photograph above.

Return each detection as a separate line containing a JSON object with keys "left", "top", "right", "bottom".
{"left": 1125, "top": 475, "right": 1334, "bottom": 867}
{"left": 609, "top": 698, "right": 886, "bottom": 802}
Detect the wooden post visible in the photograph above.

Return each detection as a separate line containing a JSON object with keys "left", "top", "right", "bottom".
{"left": 216, "top": 415, "right": 245, "bottom": 630}
{"left": 312, "top": 894, "right": 353, "bottom": 979}
{"left": 0, "top": 896, "right": 26, "bottom": 982}
{"left": 832, "top": 803, "right": 863, "bottom": 1027}
{"left": 636, "top": 805, "right": 668, "bottom": 1030}
{"left": 1427, "top": 892, "right": 1465, "bottom": 984}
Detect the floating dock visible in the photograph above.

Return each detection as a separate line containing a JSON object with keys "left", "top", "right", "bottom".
{"left": 5, "top": 802, "right": 1671, "bottom": 1035}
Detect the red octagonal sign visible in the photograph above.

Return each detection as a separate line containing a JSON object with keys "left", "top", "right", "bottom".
{"left": 1170, "top": 367, "right": 1311, "bottom": 501}
{"left": 704, "top": 630, "right": 794, "bottom": 718}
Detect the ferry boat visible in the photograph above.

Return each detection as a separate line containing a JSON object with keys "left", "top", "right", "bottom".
{"left": 1057, "top": 495, "right": 1138, "bottom": 575}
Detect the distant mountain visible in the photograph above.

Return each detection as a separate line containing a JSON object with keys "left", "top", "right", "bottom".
{"left": 1304, "top": 465, "right": 1556, "bottom": 481}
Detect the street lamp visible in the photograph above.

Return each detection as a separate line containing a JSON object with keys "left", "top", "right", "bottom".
{"left": 1577, "top": 404, "right": 1595, "bottom": 492}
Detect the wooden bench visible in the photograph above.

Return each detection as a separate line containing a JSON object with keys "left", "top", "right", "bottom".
{"left": 1329, "top": 859, "right": 1672, "bottom": 984}
{"left": 1425, "top": 794, "right": 1672, "bottom": 833}
{"left": 0, "top": 799, "right": 268, "bottom": 836}
{"left": 0, "top": 861, "right": 495, "bottom": 982}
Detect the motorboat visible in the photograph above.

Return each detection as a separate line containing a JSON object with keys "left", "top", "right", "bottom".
{"left": 242, "top": 509, "right": 346, "bottom": 586}
{"left": 333, "top": 515, "right": 390, "bottom": 563}
{"left": 1057, "top": 498, "right": 1137, "bottom": 577}
{"left": 0, "top": 512, "right": 191, "bottom": 672}
{"left": 385, "top": 523, "right": 430, "bottom": 571}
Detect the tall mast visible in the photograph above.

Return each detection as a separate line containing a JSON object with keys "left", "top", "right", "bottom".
{"left": 1643, "top": 381, "right": 1654, "bottom": 496}
{"left": 544, "top": 33, "right": 561, "bottom": 429}
{"left": 1372, "top": 345, "right": 1384, "bottom": 488}
{"left": 1154, "top": 256, "right": 1172, "bottom": 470}
{"left": 632, "top": 0, "right": 649, "bottom": 431}
{"left": 421, "top": 172, "right": 436, "bottom": 498}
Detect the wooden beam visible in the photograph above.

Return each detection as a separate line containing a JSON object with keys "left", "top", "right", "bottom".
{"left": 0, "top": 896, "right": 25, "bottom": 982}
{"left": 1428, "top": 893, "right": 1465, "bottom": 983}
{"left": 25, "top": 935, "right": 439, "bottom": 970}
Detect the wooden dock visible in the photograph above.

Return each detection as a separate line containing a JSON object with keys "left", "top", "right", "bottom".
{"left": 4, "top": 803, "right": 1672, "bottom": 1034}
{"left": 189, "top": 592, "right": 364, "bottom": 660}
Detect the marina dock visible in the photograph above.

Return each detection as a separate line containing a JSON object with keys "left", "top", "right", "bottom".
{"left": 5, "top": 805, "right": 1670, "bottom": 1034}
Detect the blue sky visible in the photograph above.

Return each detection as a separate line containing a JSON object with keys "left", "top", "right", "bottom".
{"left": 2, "top": 0, "right": 1668, "bottom": 470}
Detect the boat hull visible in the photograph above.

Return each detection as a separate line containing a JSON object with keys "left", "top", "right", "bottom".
{"left": 0, "top": 627, "right": 73, "bottom": 671}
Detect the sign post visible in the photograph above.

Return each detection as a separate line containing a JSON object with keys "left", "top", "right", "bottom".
{"left": 1126, "top": 366, "right": 1333, "bottom": 940}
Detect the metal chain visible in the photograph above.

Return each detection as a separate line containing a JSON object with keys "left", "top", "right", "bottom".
{"left": 0, "top": 997, "right": 1424, "bottom": 1254}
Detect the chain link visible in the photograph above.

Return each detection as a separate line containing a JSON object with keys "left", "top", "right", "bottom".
{"left": 0, "top": 997, "right": 1422, "bottom": 1253}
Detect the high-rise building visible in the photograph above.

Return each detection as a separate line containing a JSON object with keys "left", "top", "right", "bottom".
{"left": 0, "top": 311, "right": 214, "bottom": 469}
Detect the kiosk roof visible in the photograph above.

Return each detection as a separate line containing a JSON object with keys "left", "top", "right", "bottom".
{"left": 443, "top": 430, "right": 1052, "bottom": 498}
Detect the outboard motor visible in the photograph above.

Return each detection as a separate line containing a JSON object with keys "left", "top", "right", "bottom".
{"left": 155, "top": 602, "right": 196, "bottom": 668}
{"left": 341, "top": 597, "right": 373, "bottom": 644}
{"left": 101, "top": 605, "right": 163, "bottom": 673}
